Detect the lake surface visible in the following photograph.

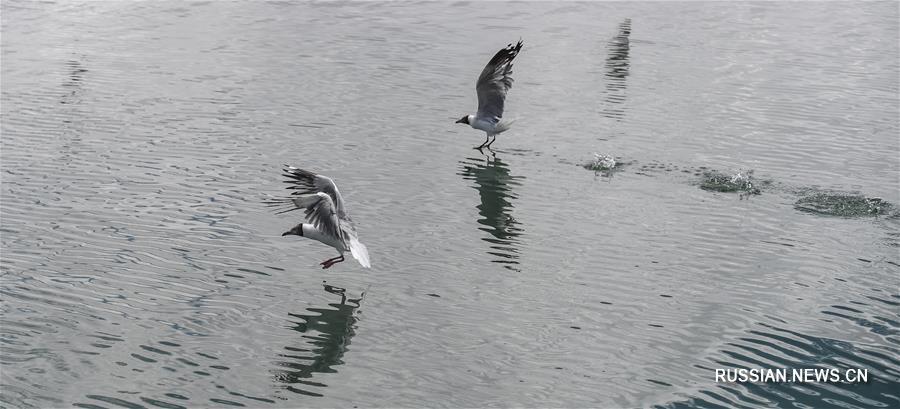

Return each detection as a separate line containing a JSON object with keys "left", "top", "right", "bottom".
{"left": 2, "top": 2, "right": 898, "bottom": 408}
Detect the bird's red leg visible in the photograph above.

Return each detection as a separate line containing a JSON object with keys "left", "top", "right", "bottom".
{"left": 320, "top": 255, "right": 345, "bottom": 269}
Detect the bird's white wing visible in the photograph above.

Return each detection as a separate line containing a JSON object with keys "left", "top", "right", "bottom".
{"left": 476, "top": 40, "right": 523, "bottom": 121}
{"left": 279, "top": 165, "right": 347, "bottom": 218}
{"left": 289, "top": 193, "right": 342, "bottom": 242}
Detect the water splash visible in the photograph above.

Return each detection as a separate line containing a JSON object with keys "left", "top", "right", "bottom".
{"left": 584, "top": 153, "right": 620, "bottom": 172}
{"left": 699, "top": 170, "right": 761, "bottom": 196}
{"left": 794, "top": 192, "right": 894, "bottom": 217}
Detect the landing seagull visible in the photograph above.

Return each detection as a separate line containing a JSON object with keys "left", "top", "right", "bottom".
{"left": 456, "top": 40, "right": 523, "bottom": 151}
{"left": 266, "top": 166, "right": 371, "bottom": 269}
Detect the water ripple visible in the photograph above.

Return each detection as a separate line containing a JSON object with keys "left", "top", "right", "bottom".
{"left": 2, "top": 1, "right": 898, "bottom": 408}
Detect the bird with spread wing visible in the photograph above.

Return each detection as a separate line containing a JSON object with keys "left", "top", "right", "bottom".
{"left": 456, "top": 40, "right": 524, "bottom": 151}
{"left": 267, "top": 166, "right": 370, "bottom": 269}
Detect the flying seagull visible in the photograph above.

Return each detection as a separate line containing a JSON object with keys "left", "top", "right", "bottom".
{"left": 456, "top": 40, "right": 523, "bottom": 151}
{"left": 266, "top": 166, "right": 371, "bottom": 269}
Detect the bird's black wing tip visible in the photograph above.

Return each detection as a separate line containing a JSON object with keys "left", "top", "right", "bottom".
{"left": 506, "top": 39, "right": 523, "bottom": 53}
{"left": 263, "top": 199, "right": 301, "bottom": 214}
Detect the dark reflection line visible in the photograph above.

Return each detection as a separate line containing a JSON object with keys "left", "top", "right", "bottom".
{"left": 58, "top": 56, "right": 88, "bottom": 166}
{"left": 61, "top": 58, "right": 87, "bottom": 105}
{"left": 273, "top": 283, "right": 363, "bottom": 397}
{"left": 458, "top": 155, "right": 525, "bottom": 271}
{"left": 602, "top": 18, "right": 631, "bottom": 121}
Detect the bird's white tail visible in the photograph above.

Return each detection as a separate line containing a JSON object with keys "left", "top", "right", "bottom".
{"left": 349, "top": 238, "right": 371, "bottom": 268}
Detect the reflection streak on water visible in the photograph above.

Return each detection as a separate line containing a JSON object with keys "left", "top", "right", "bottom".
{"left": 458, "top": 155, "right": 525, "bottom": 270}
{"left": 603, "top": 18, "right": 631, "bottom": 120}
{"left": 273, "top": 284, "right": 362, "bottom": 398}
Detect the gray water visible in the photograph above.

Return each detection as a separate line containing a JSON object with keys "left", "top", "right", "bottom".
{"left": 2, "top": 2, "right": 899, "bottom": 408}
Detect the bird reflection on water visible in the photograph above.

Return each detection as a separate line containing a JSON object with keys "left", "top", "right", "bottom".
{"left": 61, "top": 58, "right": 87, "bottom": 105}
{"left": 458, "top": 154, "right": 525, "bottom": 271}
{"left": 603, "top": 18, "right": 632, "bottom": 120}
{"left": 272, "top": 282, "right": 363, "bottom": 397}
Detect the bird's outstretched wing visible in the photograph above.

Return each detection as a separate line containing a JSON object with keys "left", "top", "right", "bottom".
{"left": 270, "top": 165, "right": 347, "bottom": 218}
{"left": 285, "top": 192, "right": 342, "bottom": 242}
{"left": 476, "top": 40, "right": 523, "bottom": 121}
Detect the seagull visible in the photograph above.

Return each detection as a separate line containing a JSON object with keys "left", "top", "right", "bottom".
{"left": 456, "top": 40, "right": 523, "bottom": 151}
{"left": 266, "top": 166, "right": 371, "bottom": 269}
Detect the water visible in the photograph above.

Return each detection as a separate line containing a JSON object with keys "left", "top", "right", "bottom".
{"left": 2, "top": 1, "right": 898, "bottom": 408}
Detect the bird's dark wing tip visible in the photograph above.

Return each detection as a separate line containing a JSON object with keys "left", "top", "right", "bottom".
{"left": 263, "top": 198, "right": 301, "bottom": 214}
